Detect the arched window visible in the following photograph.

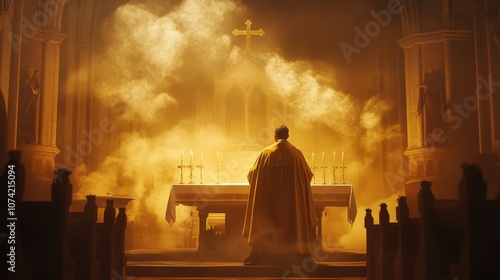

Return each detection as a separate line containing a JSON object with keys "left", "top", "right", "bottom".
{"left": 248, "top": 86, "right": 267, "bottom": 146}
{"left": 226, "top": 86, "right": 245, "bottom": 145}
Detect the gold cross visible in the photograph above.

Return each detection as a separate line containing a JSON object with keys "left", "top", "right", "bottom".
{"left": 232, "top": 19, "right": 265, "bottom": 53}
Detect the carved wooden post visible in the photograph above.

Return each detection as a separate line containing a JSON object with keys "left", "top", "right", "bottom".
{"left": 365, "top": 208, "right": 376, "bottom": 280}
{"left": 394, "top": 196, "right": 414, "bottom": 280}
{"left": 84, "top": 195, "right": 98, "bottom": 224}
{"left": 457, "top": 163, "right": 499, "bottom": 278}
{"left": 115, "top": 207, "right": 127, "bottom": 278}
{"left": 51, "top": 168, "right": 73, "bottom": 280}
{"left": 396, "top": 196, "right": 409, "bottom": 223}
{"left": 78, "top": 195, "right": 97, "bottom": 280}
{"left": 100, "top": 200, "right": 115, "bottom": 280}
{"left": 416, "top": 180, "right": 442, "bottom": 279}
{"left": 377, "top": 203, "right": 393, "bottom": 280}
{"left": 52, "top": 169, "right": 73, "bottom": 221}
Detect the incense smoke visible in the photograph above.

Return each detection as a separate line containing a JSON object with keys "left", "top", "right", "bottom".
{"left": 93, "top": 0, "right": 240, "bottom": 123}
{"left": 75, "top": 0, "right": 402, "bottom": 250}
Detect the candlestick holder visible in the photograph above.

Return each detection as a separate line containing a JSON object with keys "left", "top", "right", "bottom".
{"left": 177, "top": 164, "right": 186, "bottom": 184}
{"left": 196, "top": 163, "right": 205, "bottom": 184}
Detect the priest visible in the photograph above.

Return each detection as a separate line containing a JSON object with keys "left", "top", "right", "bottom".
{"left": 243, "top": 125, "right": 317, "bottom": 265}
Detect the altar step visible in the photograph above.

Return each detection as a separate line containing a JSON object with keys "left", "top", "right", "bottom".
{"left": 126, "top": 248, "right": 366, "bottom": 262}
{"left": 126, "top": 261, "right": 366, "bottom": 279}
{"left": 125, "top": 249, "right": 366, "bottom": 279}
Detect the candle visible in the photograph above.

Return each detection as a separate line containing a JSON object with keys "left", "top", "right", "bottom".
{"left": 322, "top": 152, "right": 325, "bottom": 167}
{"left": 181, "top": 150, "right": 184, "bottom": 165}
{"left": 333, "top": 151, "right": 336, "bottom": 166}
{"left": 190, "top": 150, "right": 193, "bottom": 166}
{"left": 201, "top": 151, "right": 203, "bottom": 163}
{"left": 312, "top": 152, "right": 315, "bottom": 165}
{"left": 342, "top": 151, "right": 344, "bottom": 167}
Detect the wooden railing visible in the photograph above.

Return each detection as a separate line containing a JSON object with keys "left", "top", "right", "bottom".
{"left": 365, "top": 164, "right": 500, "bottom": 280}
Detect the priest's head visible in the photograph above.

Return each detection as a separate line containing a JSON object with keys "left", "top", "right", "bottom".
{"left": 274, "top": 125, "right": 289, "bottom": 141}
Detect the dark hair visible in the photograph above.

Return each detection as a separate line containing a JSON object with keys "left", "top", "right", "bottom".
{"left": 275, "top": 125, "right": 289, "bottom": 139}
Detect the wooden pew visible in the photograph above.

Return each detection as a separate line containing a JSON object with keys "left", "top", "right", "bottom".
{"left": 16, "top": 169, "right": 129, "bottom": 280}
{"left": 392, "top": 196, "right": 419, "bottom": 280}
{"left": 365, "top": 164, "right": 500, "bottom": 280}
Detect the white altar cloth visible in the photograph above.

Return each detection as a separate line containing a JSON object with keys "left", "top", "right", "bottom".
{"left": 165, "top": 183, "right": 357, "bottom": 225}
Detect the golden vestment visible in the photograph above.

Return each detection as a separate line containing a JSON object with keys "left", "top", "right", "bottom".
{"left": 243, "top": 140, "right": 317, "bottom": 254}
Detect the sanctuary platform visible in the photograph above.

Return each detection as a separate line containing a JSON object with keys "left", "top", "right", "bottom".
{"left": 125, "top": 248, "right": 366, "bottom": 279}
{"left": 165, "top": 183, "right": 357, "bottom": 253}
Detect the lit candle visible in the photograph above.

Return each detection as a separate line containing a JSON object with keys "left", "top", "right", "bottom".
{"left": 181, "top": 150, "right": 184, "bottom": 165}
{"left": 322, "top": 152, "right": 325, "bottom": 168}
{"left": 312, "top": 152, "right": 315, "bottom": 165}
{"left": 333, "top": 151, "right": 336, "bottom": 166}
{"left": 190, "top": 150, "right": 193, "bottom": 166}
{"left": 342, "top": 151, "right": 344, "bottom": 167}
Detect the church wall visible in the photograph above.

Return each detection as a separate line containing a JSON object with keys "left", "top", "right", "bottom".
{"left": 419, "top": 0, "right": 443, "bottom": 32}
{"left": 402, "top": 45, "right": 424, "bottom": 150}
{"left": 56, "top": 0, "right": 77, "bottom": 171}
{"left": 56, "top": 0, "right": 128, "bottom": 188}
{"left": 0, "top": 1, "right": 15, "bottom": 167}
{"left": 482, "top": 0, "right": 500, "bottom": 198}
{"left": 4, "top": 1, "right": 24, "bottom": 160}
{"left": 397, "top": 0, "right": 493, "bottom": 215}
{"left": 1, "top": 0, "right": 67, "bottom": 201}
{"left": 486, "top": 5, "right": 500, "bottom": 149}
{"left": 452, "top": 1, "right": 475, "bottom": 30}
{"left": 445, "top": 40, "right": 478, "bottom": 162}
{"left": 214, "top": 58, "right": 277, "bottom": 151}
{"left": 379, "top": 20, "right": 407, "bottom": 195}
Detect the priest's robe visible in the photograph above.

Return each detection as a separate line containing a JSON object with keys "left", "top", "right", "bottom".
{"left": 243, "top": 140, "right": 317, "bottom": 254}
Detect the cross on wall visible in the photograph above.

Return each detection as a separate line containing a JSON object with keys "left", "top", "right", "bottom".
{"left": 232, "top": 19, "right": 265, "bottom": 53}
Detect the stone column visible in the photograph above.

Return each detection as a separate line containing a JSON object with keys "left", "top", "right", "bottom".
{"left": 397, "top": 30, "right": 473, "bottom": 217}
{"left": 16, "top": 0, "right": 66, "bottom": 200}
{"left": 5, "top": 1, "right": 23, "bottom": 159}
{"left": 0, "top": 1, "right": 16, "bottom": 166}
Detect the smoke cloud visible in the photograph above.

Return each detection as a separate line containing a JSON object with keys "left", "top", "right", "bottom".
{"left": 75, "top": 0, "right": 403, "bottom": 250}
{"left": 264, "top": 55, "right": 356, "bottom": 137}
{"left": 93, "top": 0, "right": 240, "bottom": 123}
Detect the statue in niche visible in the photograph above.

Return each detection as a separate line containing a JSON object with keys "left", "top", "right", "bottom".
{"left": 417, "top": 66, "right": 445, "bottom": 145}
{"left": 18, "top": 67, "right": 41, "bottom": 144}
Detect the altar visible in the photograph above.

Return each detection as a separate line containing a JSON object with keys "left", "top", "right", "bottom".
{"left": 165, "top": 183, "right": 356, "bottom": 251}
